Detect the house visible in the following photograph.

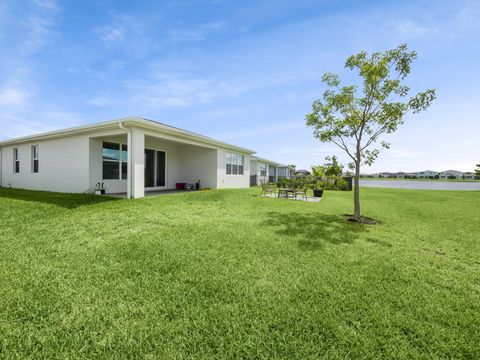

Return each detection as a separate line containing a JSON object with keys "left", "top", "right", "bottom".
{"left": 249, "top": 156, "right": 293, "bottom": 185}
{"left": 0, "top": 117, "right": 256, "bottom": 198}
{"left": 462, "top": 172, "right": 478, "bottom": 180}
{"left": 277, "top": 165, "right": 294, "bottom": 180}
{"left": 417, "top": 170, "right": 439, "bottom": 179}
{"left": 403, "top": 172, "right": 419, "bottom": 179}
{"left": 439, "top": 170, "right": 463, "bottom": 179}
{"left": 295, "top": 169, "right": 311, "bottom": 176}
{"left": 379, "top": 172, "right": 397, "bottom": 178}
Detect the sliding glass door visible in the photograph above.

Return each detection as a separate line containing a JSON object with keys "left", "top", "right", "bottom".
{"left": 145, "top": 149, "right": 167, "bottom": 189}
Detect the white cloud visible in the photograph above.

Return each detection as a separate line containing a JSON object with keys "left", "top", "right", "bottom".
{"left": 123, "top": 73, "right": 247, "bottom": 109}
{"left": 33, "top": 0, "right": 59, "bottom": 11}
{"left": 0, "top": 87, "right": 29, "bottom": 106}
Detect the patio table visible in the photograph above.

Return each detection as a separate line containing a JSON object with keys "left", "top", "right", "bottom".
{"left": 278, "top": 188, "right": 295, "bottom": 198}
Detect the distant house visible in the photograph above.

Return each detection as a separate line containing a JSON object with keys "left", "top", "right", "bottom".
{"left": 379, "top": 172, "right": 397, "bottom": 178}
{"left": 417, "top": 170, "right": 439, "bottom": 179}
{"left": 403, "top": 172, "right": 419, "bottom": 179}
{"left": 295, "top": 170, "right": 311, "bottom": 177}
{"left": 249, "top": 156, "right": 293, "bottom": 185}
{"left": 463, "top": 172, "right": 478, "bottom": 180}
{"left": 439, "top": 170, "right": 463, "bottom": 179}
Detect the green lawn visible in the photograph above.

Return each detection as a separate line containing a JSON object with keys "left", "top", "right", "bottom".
{"left": 0, "top": 187, "right": 479, "bottom": 359}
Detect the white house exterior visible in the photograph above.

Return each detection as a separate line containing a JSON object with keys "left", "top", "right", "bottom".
{"left": 417, "top": 170, "right": 439, "bottom": 179}
{"left": 0, "top": 117, "right": 255, "bottom": 198}
{"left": 249, "top": 156, "right": 293, "bottom": 185}
{"left": 439, "top": 170, "right": 463, "bottom": 179}
{"left": 463, "top": 172, "right": 478, "bottom": 180}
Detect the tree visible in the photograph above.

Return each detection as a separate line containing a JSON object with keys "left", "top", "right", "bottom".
{"left": 306, "top": 44, "right": 436, "bottom": 222}
{"left": 311, "top": 165, "right": 325, "bottom": 178}
{"left": 323, "top": 155, "right": 344, "bottom": 177}
{"left": 476, "top": 163, "right": 480, "bottom": 177}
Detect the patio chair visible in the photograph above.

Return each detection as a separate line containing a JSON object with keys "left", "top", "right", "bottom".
{"left": 293, "top": 187, "right": 308, "bottom": 200}
{"left": 260, "top": 182, "right": 276, "bottom": 197}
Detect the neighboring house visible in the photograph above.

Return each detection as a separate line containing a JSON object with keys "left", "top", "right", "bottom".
{"left": 379, "top": 172, "right": 397, "bottom": 178}
{"left": 295, "top": 170, "right": 311, "bottom": 176}
{"left": 462, "top": 172, "right": 478, "bottom": 180}
{"left": 403, "top": 172, "right": 419, "bottom": 179}
{"left": 417, "top": 170, "right": 439, "bottom": 179}
{"left": 439, "top": 170, "right": 463, "bottom": 179}
{"left": 360, "top": 173, "right": 380, "bottom": 178}
{"left": 0, "top": 117, "right": 256, "bottom": 198}
{"left": 249, "top": 156, "right": 293, "bottom": 185}
{"left": 277, "top": 165, "right": 294, "bottom": 180}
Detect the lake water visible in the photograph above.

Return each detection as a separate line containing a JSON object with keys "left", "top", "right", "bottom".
{"left": 359, "top": 180, "right": 480, "bottom": 191}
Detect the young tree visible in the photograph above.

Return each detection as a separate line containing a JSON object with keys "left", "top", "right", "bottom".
{"left": 306, "top": 44, "right": 436, "bottom": 222}
{"left": 311, "top": 165, "right": 325, "bottom": 178}
{"left": 323, "top": 155, "right": 344, "bottom": 177}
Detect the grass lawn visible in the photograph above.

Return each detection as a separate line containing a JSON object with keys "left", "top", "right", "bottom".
{"left": 0, "top": 187, "right": 479, "bottom": 359}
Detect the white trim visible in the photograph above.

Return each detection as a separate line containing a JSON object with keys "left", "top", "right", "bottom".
{"left": 0, "top": 117, "right": 256, "bottom": 155}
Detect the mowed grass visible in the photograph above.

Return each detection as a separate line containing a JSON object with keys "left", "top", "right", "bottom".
{"left": 0, "top": 187, "right": 479, "bottom": 359}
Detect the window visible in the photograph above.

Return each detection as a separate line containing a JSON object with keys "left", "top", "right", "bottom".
{"left": 260, "top": 163, "right": 267, "bottom": 177}
{"left": 102, "top": 142, "right": 128, "bottom": 180}
{"left": 13, "top": 148, "right": 19, "bottom": 173}
{"left": 32, "top": 145, "right": 39, "bottom": 173}
{"left": 226, "top": 152, "right": 244, "bottom": 175}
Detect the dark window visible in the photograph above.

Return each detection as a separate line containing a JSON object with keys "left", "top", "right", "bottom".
{"left": 103, "top": 161, "right": 120, "bottom": 180}
{"left": 121, "top": 162, "right": 128, "bottom": 180}
{"left": 13, "top": 148, "right": 19, "bottom": 173}
{"left": 32, "top": 145, "right": 39, "bottom": 173}
{"left": 121, "top": 144, "right": 128, "bottom": 180}
{"left": 102, "top": 142, "right": 124, "bottom": 180}
{"left": 226, "top": 163, "right": 232, "bottom": 175}
{"left": 156, "top": 151, "right": 166, "bottom": 187}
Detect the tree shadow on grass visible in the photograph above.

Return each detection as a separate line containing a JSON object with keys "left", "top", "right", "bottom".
{"left": 263, "top": 212, "right": 369, "bottom": 251}
{"left": 0, "top": 188, "right": 121, "bottom": 209}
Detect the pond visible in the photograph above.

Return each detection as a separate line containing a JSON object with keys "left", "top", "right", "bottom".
{"left": 359, "top": 180, "right": 480, "bottom": 191}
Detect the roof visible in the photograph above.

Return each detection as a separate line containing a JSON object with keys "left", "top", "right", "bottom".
{"left": 251, "top": 155, "right": 293, "bottom": 168}
{"left": 0, "top": 117, "right": 256, "bottom": 154}
{"left": 439, "top": 170, "right": 463, "bottom": 174}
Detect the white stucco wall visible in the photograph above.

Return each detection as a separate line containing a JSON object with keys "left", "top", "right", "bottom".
{"left": 217, "top": 148, "right": 250, "bottom": 188}
{"left": 1, "top": 134, "right": 90, "bottom": 193}
{"left": 179, "top": 145, "right": 218, "bottom": 189}
{"left": 1, "top": 126, "right": 253, "bottom": 195}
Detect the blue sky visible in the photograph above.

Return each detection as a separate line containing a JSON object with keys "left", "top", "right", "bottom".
{"left": 0, "top": 0, "right": 479, "bottom": 172}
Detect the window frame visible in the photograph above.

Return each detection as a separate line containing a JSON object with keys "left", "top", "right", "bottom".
{"left": 259, "top": 163, "right": 267, "bottom": 177}
{"left": 102, "top": 141, "right": 128, "bottom": 180}
{"left": 13, "top": 148, "right": 20, "bottom": 173}
{"left": 32, "top": 145, "right": 39, "bottom": 173}
{"left": 226, "top": 152, "right": 244, "bottom": 176}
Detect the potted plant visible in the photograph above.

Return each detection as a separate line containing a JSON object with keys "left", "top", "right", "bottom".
{"left": 312, "top": 180, "right": 324, "bottom": 198}
{"left": 94, "top": 182, "right": 106, "bottom": 195}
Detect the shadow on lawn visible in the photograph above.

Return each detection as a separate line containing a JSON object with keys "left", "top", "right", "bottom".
{"left": 264, "top": 212, "right": 369, "bottom": 250}
{"left": 0, "top": 188, "right": 121, "bottom": 209}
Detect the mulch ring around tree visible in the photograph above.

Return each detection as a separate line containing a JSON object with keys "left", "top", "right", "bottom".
{"left": 344, "top": 214, "right": 379, "bottom": 225}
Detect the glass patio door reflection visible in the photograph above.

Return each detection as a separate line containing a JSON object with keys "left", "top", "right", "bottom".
{"left": 145, "top": 149, "right": 166, "bottom": 189}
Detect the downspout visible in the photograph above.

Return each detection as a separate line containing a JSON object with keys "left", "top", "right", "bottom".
{"left": 118, "top": 122, "right": 132, "bottom": 198}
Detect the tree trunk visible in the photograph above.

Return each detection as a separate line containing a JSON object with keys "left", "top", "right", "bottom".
{"left": 353, "top": 159, "right": 361, "bottom": 221}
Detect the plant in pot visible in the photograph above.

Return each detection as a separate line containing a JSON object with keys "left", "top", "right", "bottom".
{"left": 94, "top": 182, "right": 106, "bottom": 195}
{"left": 312, "top": 180, "right": 324, "bottom": 198}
